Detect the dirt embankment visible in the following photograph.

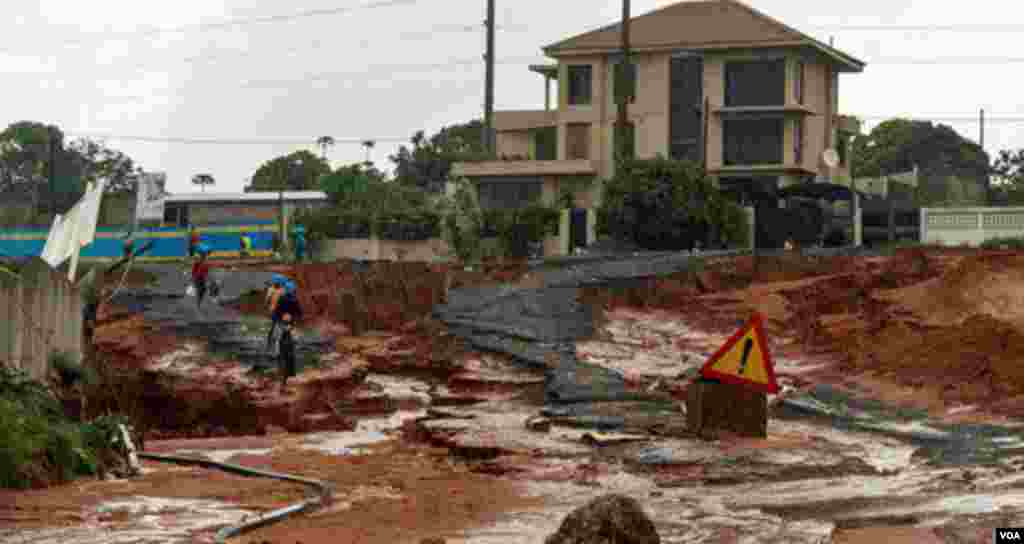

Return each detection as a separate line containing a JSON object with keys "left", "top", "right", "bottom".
{"left": 589, "top": 248, "right": 1024, "bottom": 412}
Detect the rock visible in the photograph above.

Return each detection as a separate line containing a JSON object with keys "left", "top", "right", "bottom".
{"left": 545, "top": 494, "right": 661, "bottom": 544}
{"left": 525, "top": 416, "right": 552, "bottom": 432}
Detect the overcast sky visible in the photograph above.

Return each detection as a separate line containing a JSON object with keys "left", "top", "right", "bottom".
{"left": 1, "top": 0, "right": 1020, "bottom": 193}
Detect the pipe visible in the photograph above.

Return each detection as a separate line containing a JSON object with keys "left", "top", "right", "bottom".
{"left": 138, "top": 452, "right": 333, "bottom": 543}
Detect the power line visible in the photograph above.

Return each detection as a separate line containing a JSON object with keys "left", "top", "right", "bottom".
{"left": 64, "top": 133, "right": 411, "bottom": 145}
{"left": 30, "top": 0, "right": 421, "bottom": 52}
{"left": 803, "top": 24, "right": 1024, "bottom": 32}
{"left": 240, "top": 56, "right": 544, "bottom": 89}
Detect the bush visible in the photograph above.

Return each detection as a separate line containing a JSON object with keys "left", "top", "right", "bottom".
{"left": 597, "top": 157, "right": 749, "bottom": 250}
{"left": 981, "top": 236, "right": 1024, "bottom": 250}
{"left": 489, "top": 204, "right": 560, "bottom": 258}
{"left": 0, "top": 365, "right": 126, "bottom": 488}
{"left": 437, "top": 177, "right": 484, "bottom": 263}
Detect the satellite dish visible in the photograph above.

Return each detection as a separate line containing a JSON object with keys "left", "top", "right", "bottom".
{"left": 822, "top": 149, "right": 840, "bottom": 168}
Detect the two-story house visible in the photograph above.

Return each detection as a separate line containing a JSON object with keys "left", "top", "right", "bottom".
{"left": 452, "top": 0, "right": 865, "bottom": 253}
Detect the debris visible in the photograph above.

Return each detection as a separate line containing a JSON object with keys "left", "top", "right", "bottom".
{"left": 526, "top": 416, "right": 552, "bottom": 432}
{"left": 581, "top": 432, "right": 650, "bottom": 446}
{"left": 544, "top": 493, "right": 661, "bottom": 544}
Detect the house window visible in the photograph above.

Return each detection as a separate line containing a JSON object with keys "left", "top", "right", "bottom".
{"left": 724, "top": 59, "right": 786, "bottom": 107}
{"left": 566, "top": 123, "right": 591, "bottom": 160}
{"left": 670, "top": 55, "right": 704, "bottom": 163}
{"left": 611, "top": 60, "right": 637, "bottom": 104}
{"left": 477, "top": 178, "right": 543, "bottom": 210}
{"left": 567, "top": 65, "right": 592, "bottom": 106}
{"left": 795, "top": 61, "right": 805, "bottom": 105}
{"left": 723, "top": 117, "right": 784, "bottom": 165}
{"left": 794, "top": 118, "right": 804, "bottom": 165}
{"left": 532, "top": 126, "right": 557, "bottom": 160}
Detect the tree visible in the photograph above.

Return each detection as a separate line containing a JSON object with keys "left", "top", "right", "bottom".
{"left": 316, "top": 136, "right": 335, "bottom": 161}
{"left": 66, "top": 138, "right": 141, "bottom": 193}
{"left": 597, "top": 157, "right": 749, "bottom": 250}
{"left": 319, "top": 162, "right": 386, "bottom": 201}
{"left": 850, "top": 118, "right": 990, "bottom": 204}
{"left": 192, "top": 174, "right": 215, "bottom": 192}
{"left": 249, "top": 150, "right": 330, "bottom": 192}
{"left": 389, "top": 119, "right": 489, "bottom": 193}
{"left": 991, "top": 149, "right": 1024, "bottom": 205}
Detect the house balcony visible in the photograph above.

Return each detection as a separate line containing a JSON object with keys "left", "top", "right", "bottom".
{"left": 494, "top": 110, "right": 557, "bottom": 131}
{"left": 452, "top": 159, "right": 597, "bottom": 178}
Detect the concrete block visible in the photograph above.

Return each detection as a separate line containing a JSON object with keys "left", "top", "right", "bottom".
{"left": 686, "top": 378, "right": 767, "bottom": 438}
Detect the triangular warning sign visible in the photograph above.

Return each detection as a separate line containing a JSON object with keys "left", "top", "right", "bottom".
{"left": 699, "top": 313, "right": 779, "bottom": 394}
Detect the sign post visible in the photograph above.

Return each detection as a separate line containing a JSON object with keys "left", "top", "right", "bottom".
{"left": 687, "top": 312, "right": 779, "bottom": 438}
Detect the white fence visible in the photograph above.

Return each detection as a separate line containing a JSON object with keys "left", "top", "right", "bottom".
{"left": 921, "top": 207, "right": 1024, "bottom": 246}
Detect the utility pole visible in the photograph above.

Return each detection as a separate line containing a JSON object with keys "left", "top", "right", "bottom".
{"left": 48, "top": 126, "right": 57, "bottom": 218}
{"left": 483, "top": 0, "right": 496, "bottom": 154}
{"left": 980, "top": 108, "right": 985, "bottom": 148}
{"left": 615, "top": 0, "right": 632, "bottom": 163}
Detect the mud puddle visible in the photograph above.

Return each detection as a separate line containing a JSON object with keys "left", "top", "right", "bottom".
{"left": 0, "top": 496, "right": 255, "bottom": 544}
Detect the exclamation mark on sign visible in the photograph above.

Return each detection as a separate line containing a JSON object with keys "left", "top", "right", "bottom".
{"left": 738, "top": 338, "right": 753, "bottom": 375}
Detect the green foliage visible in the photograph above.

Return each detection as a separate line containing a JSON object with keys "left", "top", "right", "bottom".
{"left": 488, "top": 204, "right": 561, "bottom": 258}
{"left": 597, "top": 157, "right": 749, "bottom": 250}
{"left": 0, "top": 365, "right": 126, "bottom": 488}
{"left": 297, "top": 170, "right": 440, "bottom": 243}
{"left": 850, "top": 118, "right": 990, "bottom": 205}
{"left": 981, "top": 236, "right": 1024, "bottom": 250}
{"left": 50, "top": 351, "right": 95, "bottom": 388}
{"left": 319, "top": 162, "right": 385, "bottom": 201}
{"left": 249, "top": 150, "right": 331, "bottom": 192}
{"left": 436, "top": 177, "right": 484, "bottom": 263}
{"left": 992, "top": 149, "right": 1024, "bottom": 205}
{"left": 389, "top": 120, "right": 488, "bottom": 193}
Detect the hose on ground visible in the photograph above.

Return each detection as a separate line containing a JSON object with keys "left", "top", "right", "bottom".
{"left": 138, "top": 452, "right": 333, "bottom": 543}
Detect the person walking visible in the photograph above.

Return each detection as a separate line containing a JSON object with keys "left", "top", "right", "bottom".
{"left": 292, "top": 224, "right": 307, "bottom": 263}
{"left": 278, "top": 313, "right": 297, "bottom": 391}
{"left": 191, "top": 244, "right": 211, "bottom": 309}
{"left": 188, "top": 225, "right": 200, "bottom": 259}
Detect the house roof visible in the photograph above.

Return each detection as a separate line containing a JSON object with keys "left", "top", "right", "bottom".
{"left": 543, "top": 0, "right": 865, "bottom": 72}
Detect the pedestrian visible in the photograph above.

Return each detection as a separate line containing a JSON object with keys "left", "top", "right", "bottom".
{"left": 278, "top": 313, "right": 297, "bottom": 391}
{"left": 191, "top": 244, "right": 211, "bottom": 309}
{"left": 240, "top": 235, "right": 253, "bottom": 259}
{"left": 122, "top": 232, "right": 135, "bottom": 260}
{"left": 265, "top": 274, "right": 287, "bottom": 351}
{"left": 293, "top": 225, "right": 306, "bottom": 263}
{"left": 188, "top": 225, "right": 200, "bottom": 259}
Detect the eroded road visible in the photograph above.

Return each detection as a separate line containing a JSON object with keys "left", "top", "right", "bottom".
{"left": 5, "top": 251, "right": 1024, "bottom": 543}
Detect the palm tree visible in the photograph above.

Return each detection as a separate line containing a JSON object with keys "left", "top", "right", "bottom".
{"left": 361, "top": 139, "right": 375, "bottom": 164}
{"left": 191, "top": 173, "right": 215, "bottom": 192}
{"left": 316, "top": 136, "right": 336, "bottom": 162}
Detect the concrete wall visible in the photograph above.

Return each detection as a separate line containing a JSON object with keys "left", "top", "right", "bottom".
{"left": 921, "top": 207, "right": 1024, "bottom": 247}
{"left": 321, "top": 237, "right": 451, "bottom": 262}
{"left": 0, "top": 259, "right": 83, "bottom": 382}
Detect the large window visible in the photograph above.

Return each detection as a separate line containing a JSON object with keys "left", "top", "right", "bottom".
{"left": 723, "top": 118, "right": 784, "bottom": 165}
{"left": 669, "top": 55, "right": 704, "bottom": 162}
{"left": 477, "top": 178, "right": 543, "bottom": 210}
{"left": 567, "top": 65, "right": 593, "bottom": 106}
{"left": 794, "top": 118, "right": 804, "bottom": 165}
{"left": 724, "top": 59, "right": 785, "bottom": 107}
{"left": 795, "top": 61, "right": 805, "bottom": 104}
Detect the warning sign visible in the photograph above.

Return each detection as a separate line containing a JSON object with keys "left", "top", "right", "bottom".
{"left": 699, "top": 313, "right": 779, "bottom": 394}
